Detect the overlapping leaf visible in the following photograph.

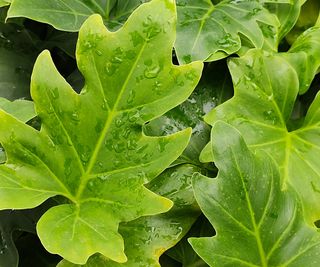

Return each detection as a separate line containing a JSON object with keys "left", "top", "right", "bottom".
{"left": 144, "top": 62, "right": 232, "bottom": 167}
{"left": 7, "top": 0, "right": 148, "bottom": 31}
{"left": 0, "top": 21, "right": 37, "bottom": 100}
{"left": 0, "top": 0, "right": 10, "bottom": 8}
{"left": 58, "top": 164, "right": 201, "bottom": 267}
{"left": 265, "top": 0, "right": 302, "bottom": 41}
{"left": 191, "top": 122, "right": 320, "bottom": 266}
{"left": 0, "top": 0, "right": 202, "bottom": 264}
{"left": 0, "top": 98, "right": 35, "bottom": 164}
{"left": 175, "top": 0, "right": 291, "bottom": 64}
{"left": 202, "top": 28, "right": 320, "bottom": 223}
{"left": 0, "top": 202, "right": 53, "bottom": 267}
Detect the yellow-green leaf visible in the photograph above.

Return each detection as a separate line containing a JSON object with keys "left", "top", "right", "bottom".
{"left": 0, "top": 0, "right": 203, "bottom": 264}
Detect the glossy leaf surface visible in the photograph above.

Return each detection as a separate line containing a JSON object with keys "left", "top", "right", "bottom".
{"left": 0, "top": 98, "right": 35, "bottom": 123}
{"left": 190, "top": 122, "right": 320, "bottom": 267}
{"left": 0, "top": 0, "right": 203, "bottom": 264}
{"left": 0, "top": 0, "right": 10, "bottom": 7}
{"left": 0, "top": 202, "right": 52, "bottom": 267}
{"left": 145, "top": 62, "right": 232, "bottom": 167}
{"left": 58, "top": 164, "right": 201, "bottom": 267}
{"left": 0, "top": 22, "right": 37, "bottom": 100}
{"left": 202, "top": 31, "right": 320, "bottom": 222}
{"left": 7, "top": 0, "right": 148, "bottom": 31}
{"left": 175, "top": 0, "right": 284, "bottom": 63}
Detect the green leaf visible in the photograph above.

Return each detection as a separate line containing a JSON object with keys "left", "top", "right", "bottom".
{"left": 265, "top": 1, "right": 302, "bottom": 41}
{"left": 0, "top": 98, "right": 35, "bottom": 123}
{"left": 7, "top": 0, "right": 148, "bottom": 32}
{"left": 144, "top": 62, "right": 233, "bottom": 167}
{"left": 0, "top": 0, "right": 203, "bottom": 264}
{"left": 202, "top": 43, "right": 320, "bottom": 222}
{"left": 287, "top": 27, "right": 320, "bottom": 94}
{"left": 0, "top": 22, "right": 38, "bottom": 100}
{"left": 190, "top": 122, "right": 320, "bottom": 267}
{"left": 286, "top": 0, "right": 320, "bottom": 44}
{"left": 175, "top": 0, "right": 285, "bottom": 64}
{"left": 0, "top": 0, "right": 10, "bottom": 8}
{"left": 0, "top": 202, "right": 52, "bottom": 267}
{"left": 166, "top": 215, "right": 213, "bottom": 267}
{"left": 0, "top": 98, "right": 36, "bottom": 164}
{"left": 58, "top": 164, "right": 201, "bottom": 267}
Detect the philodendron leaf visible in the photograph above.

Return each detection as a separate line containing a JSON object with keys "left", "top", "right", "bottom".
{"left": 7, "top": 0, "right": 148, "bottom": 31}
{"left": 265, "top": 1, "right": 302, "bottom": 41}
{"left": 0, "top": 202, "right": 52, "bottom": 267}
{"left": 202, "top": 33, "right": 320, "bottom": 222}
{"left": 286, "top": 0, "right": 320, "bottom": 44}
{"left": 58, "top": 164, "right": 201, "bottom": 267}
{"left": 144, "top": 62, "right": 232, "bottom": 167}
{"left": 0, "top": 0, "right": 203, "bottom": 264}
{"left": 190, "top": 122, "right": 320, "bottom": 267}
{"left": 175, "top": 0, "right": 288, "bottom": 64}
{"left": 0, "top": 0, "right": 10, "bottom": 7}
{"left": 0, "top": 21, "right": 38, "bottom": 100}
{"left": 0, "top": 98, "right": 36, "bottom": 164}
{"left": 0, "top": 98, "right": 35, "bottom": 123}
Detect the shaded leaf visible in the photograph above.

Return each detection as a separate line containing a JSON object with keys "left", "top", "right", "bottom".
{"left": 58, "top": 164, "right": 201, "bottom": 267}
{"left": 7, "top": 0, "right": 148, "bottom": 32}
{"left": 0, "top": 97, "right": 35, "bottom": 122}
{"left": 190, "top": 122, "right": 320, "bottom": 267}
{"left": 175, "top": 0, "right": 287, "bottom": 64}
{"left": 0, "top": 0, "right": 10, "bottom": 8}
{"left": 144, "top": 61, "right": 233, "bottom": 167}
{"left": 0, "top": 202, "right": 52, "bottom": 267}
{"left": 202, "top": 31, "right": 320, "bottom": 222}
{"left": 0, "top": 21, "right": 37, "bottom": 100}
{"left": 265, "top": 1, "right": 302, "bottom": 41}
{"left": 0, "top": 98, "right": 36, "bottom": 164}
{"left": 0, "top": 0, "right": 202, "bottom": 264}
{"left": 286, "top": 0, "right": 320, "bottom": 44}
{"left": 166, "top": 215, "right": 212, "bottom": 267}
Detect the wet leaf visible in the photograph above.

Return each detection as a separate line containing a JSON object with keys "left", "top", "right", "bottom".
{"left": 58, "top": 164, "right": 201, "bottom": 267}
{"left": 0, "top": 21, "right": 37, "bottom": 100}
{"left": 0, "top": 97, "right": 35, "bottom": 123}
{"left": 0, "top": 0, "right": 203, "bottom": 264}
{"left": 175, "top": 0, "right": 290, "bottom": 63}
{"left": 0, "top": 0, "right": 10, "bottom": 8}
{"left": 144, "top": 62, "right": 233, "bottom": 167}
{"left": 202, "top": 29, "right": 320, "bottom": 223}
{"left": 0, "top": 202, "right": 52, "bottom": 267}
{"left": 7, "top": 0, "right": 149, "bottom": 31}
{"left": 190, "top": 122, "right": 320, "bottom": 267}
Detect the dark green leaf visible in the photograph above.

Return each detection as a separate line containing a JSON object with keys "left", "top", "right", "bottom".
{"left": 191, "top": 122, "right": 320, "bottom": 266}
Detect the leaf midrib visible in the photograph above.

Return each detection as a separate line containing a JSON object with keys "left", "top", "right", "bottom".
{"left": 75, "top": 39, "right": 148, "bottom": 200}
{"left": 231, "top": 149, "right": 267, "bottom": 267}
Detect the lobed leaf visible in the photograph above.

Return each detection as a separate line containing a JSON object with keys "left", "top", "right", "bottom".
{"left": 202, "top": 28, "right": 320, "bottom": 223}
{"left": 7, "top": 0, "right": 148, "bottom": 31}
{"left": 144, "top": 62, "right": 233, "bottom": 167}
{"left": 58, "top": 164, "right": 201, "bottom": 267}
{"left": 174, "top": 0, "right": 289, "bottom": 64}
{"left": 0, "top": 22, "right": 37, "bottom": 100}
{"left": 0, "top": 98, "right": 35, "bottom": 123}
{"left": 0, "top": 0, "right": 203, "bottom": 264}
{"left": 191, "top": 122, "right": 320, "bottom": 267}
